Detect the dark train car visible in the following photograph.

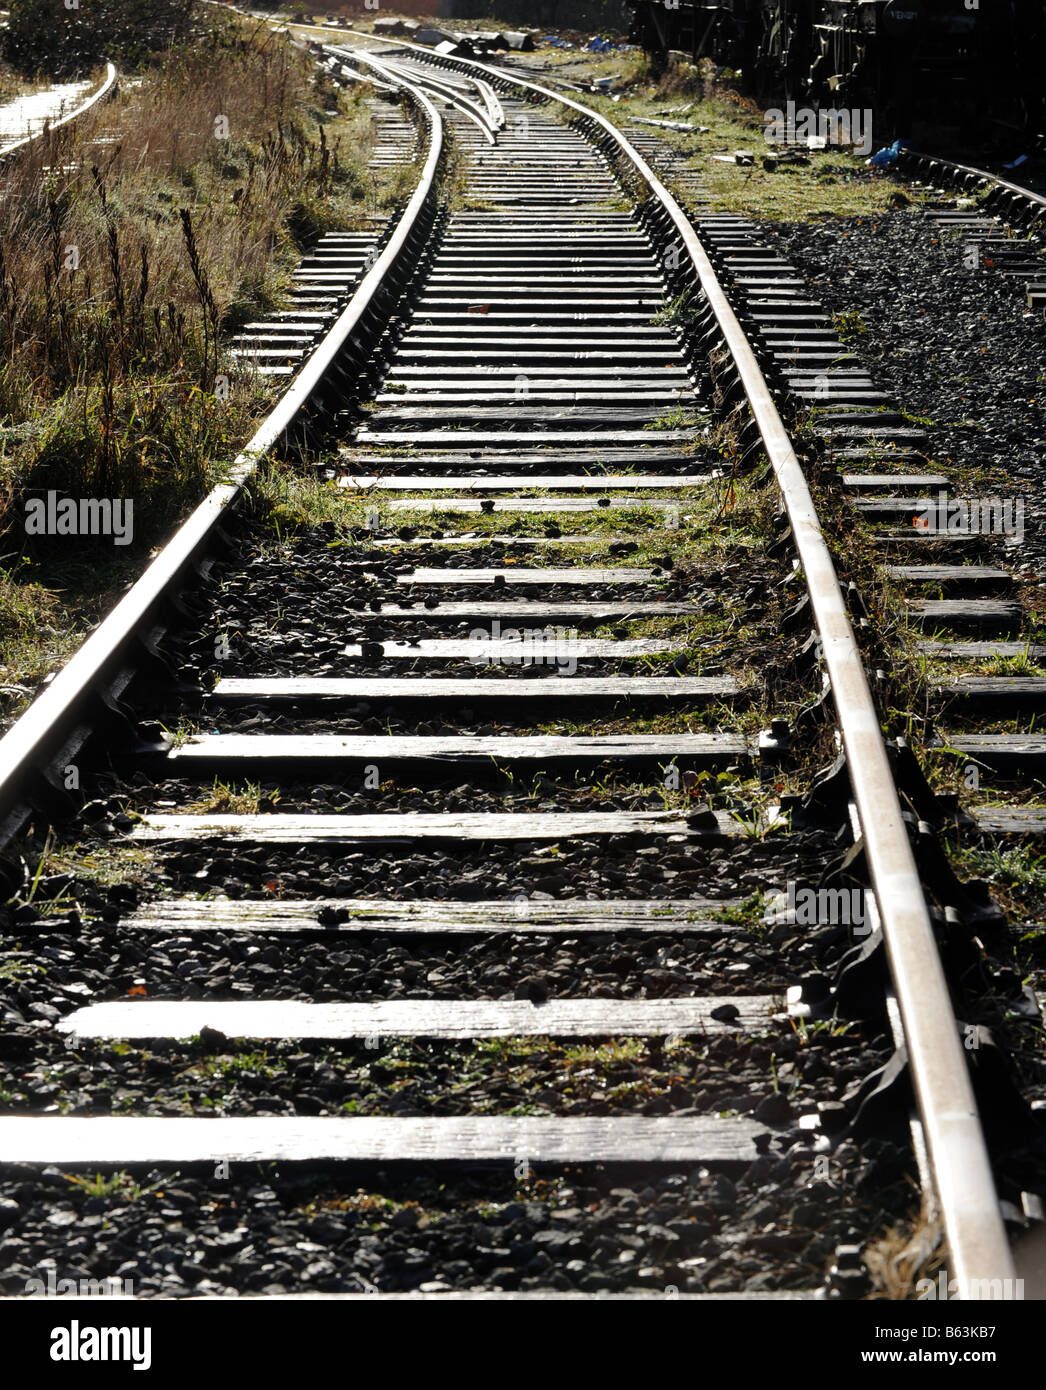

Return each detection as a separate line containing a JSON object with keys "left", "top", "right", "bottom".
{"left": 627, "top": 1, "right": 1045, "bottom": 145}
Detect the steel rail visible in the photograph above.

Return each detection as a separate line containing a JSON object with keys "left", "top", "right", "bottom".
{"left": 0, "top": 61, "right": 118, "bottom": 161}
{"left": 0, "top": 76, "right": 444, "bottom": 845}
{"left": 323, "top": 54, "right": 400, "bottom": 96}
{"left": 898, "top": 147, "right": 1046, "bottom": 222}
{"left": 327, "top": 28, "right": 1017, "bottom": 1297}
{"left": 337, "top": 46, "right": 500, "bottom": 144}
{"left": 471, "top": 76, "right": 505, "bottom": 131}
{"left": 369, "top": 57, "right": 495, "bottom": 140}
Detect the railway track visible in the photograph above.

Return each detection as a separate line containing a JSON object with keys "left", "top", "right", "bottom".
{"left": 0, "top": 63, "right": 117, "bottom": 161}
{"left": 896, "top": 150, "right": 1046, "bottom": 317}
{"left": 0, "top": 31, "right": 1037, "bottom": 1307}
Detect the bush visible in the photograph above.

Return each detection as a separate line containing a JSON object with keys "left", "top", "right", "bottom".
{"left": 2, "top": 0, "right": 195, "bottom": 78}
{"left": 0, "top": 19, "right": 369, "bottom": 552}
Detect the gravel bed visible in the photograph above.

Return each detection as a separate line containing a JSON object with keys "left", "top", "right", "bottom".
{"left": 0, "top": 803, "right": 902, "bottom": 1296}
{"left": 0, "top": 1136, "right": 912, "bottom": 1297}
{"left": 766, "top": 209, "right": 1046, "bottom": 575}
{"left": 5, "top": 819, "right": 839, "bottom": 907}
{"left": 0, "top": 923, "right": 799, "bottom": 1015}
{"left": 147, "top": 707, "right": 746, "bottom": 739}
{"left": 0, "top": 1026, "right": 887, "bottom": 1121}
{"left": 764, "top": 202, "right": 1046, "bottom": 1211}
{"left": 93, "top": 777, "right": 762, "bottom": 816}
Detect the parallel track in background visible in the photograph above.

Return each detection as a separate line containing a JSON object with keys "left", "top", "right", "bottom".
{"left": 0, "top": 62, "right": 117, "bottom": 161}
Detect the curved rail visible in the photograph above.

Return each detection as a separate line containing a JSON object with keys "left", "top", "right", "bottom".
{"left": 0, "top": 73, "right": 444, "bottom": 846}
{"left": 471, "top": 76, "right": 505, "bottom": 131}
{"left": 333, "top": 45, "right": 501, "bottom": 144}
{"left": 899, "top": 148, "right": 1046, "bottom": 226}
{"left": 0, "top": 62, "right": 118, "bottom": 161}
{"left": 328, "top": 27, "right": 1016, "bottom": 1298}
{"left": 322, "top": 52, "right": 400, "bottom": 96}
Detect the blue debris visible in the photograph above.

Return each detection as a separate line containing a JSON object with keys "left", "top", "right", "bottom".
{"left": 587, "top": 36, "right": 616, "bottom": 52}
{"left": 867, "top": 139, "right": 911, "bottom": 169}
{"left": 1002, "top": 154, "right": 1028, "bottom": 169}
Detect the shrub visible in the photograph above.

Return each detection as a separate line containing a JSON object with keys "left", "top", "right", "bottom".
{"left": 0, "top": 18, "right": 370, "bottom": 554}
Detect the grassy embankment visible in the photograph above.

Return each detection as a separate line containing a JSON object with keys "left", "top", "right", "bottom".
{"left": 0, "top": 13, "right": 400, "bottom": 721}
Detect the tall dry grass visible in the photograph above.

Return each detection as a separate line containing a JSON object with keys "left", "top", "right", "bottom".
{"left": 0, "top": 14, "right": 374, "bottom": 547}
